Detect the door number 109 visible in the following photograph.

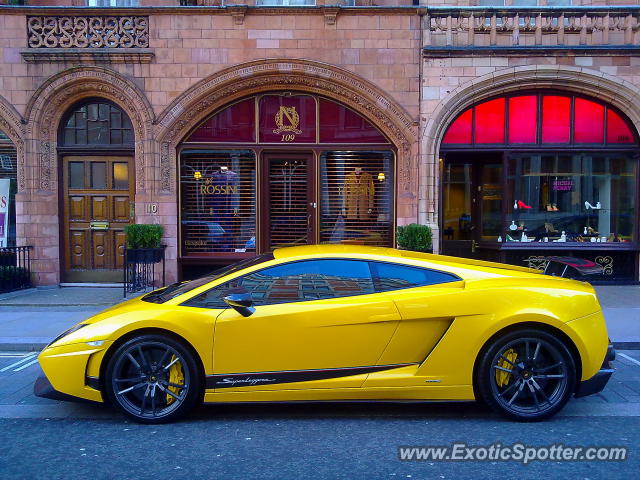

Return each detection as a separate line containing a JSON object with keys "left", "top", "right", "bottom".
{"left": 281, "top": 134, "right": 296, "bottom": 142}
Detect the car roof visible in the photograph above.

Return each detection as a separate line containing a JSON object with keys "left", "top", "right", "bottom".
{"left": 273, "top": 244, "right": 537, "bottom": 274}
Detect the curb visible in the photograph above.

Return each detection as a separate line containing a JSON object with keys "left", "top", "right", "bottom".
{"left": 0, "top": 343, "right": 47, "bottom": 352}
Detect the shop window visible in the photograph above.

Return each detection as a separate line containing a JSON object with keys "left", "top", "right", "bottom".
{"left": 61, "top": 101, "right": 134, "bottom": 147}
{"left": 180, "top": 150, "right": 256, "bottom": 255}
{"left": 319, "top": 151, "right": 394, "bottom": 247}
{"left": 541, "top": 95, "right": 571, "bottom": 144}
{"left": 508, "top": 96, "right": 537, "bottom": 144}
{"left": 186, "top": 98, "right": 255, "bottom": 143}
{"left": 475, "top": 98, "right": 505, "bottom": 144}
{"left": 258, "top": 95, "right": 317, "bottom": 144}
{"left": 507, "top": 153, "right": 637, "bottom": 243}
{"left": 442, "top": 109, "right": 472, "bottom": 144}
{"left": 607, "top": 110, "right": 635, "bottom": 144}
{"left": 0, "top": 138, "right": 16, "bottom": 248}
{"left": 319, "top": 99, "right": 388, "bottom": 144}
{"left": 574, "top": 98, "right": 604, "bottom": 144}
{"left": 442, "top": 93, "right": 635, "bottom": 146}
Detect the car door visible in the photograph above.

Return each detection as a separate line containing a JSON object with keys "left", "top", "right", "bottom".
{"left": 208, "top": 259, "right": 401, "bottom": 391}
{"left": 363, "top": 261, "right": 467, "bottom": 388}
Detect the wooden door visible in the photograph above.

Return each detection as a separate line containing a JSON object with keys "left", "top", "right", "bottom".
{"left": 62, "top": 156, "right": 134, "bottom": 283}
{"left": 262, "top": 153, "right": 316, "bottom": 251}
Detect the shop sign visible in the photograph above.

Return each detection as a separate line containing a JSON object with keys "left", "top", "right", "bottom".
{"left": 0, "top": 179, "right": 9, "bottom": 247}
{"left": 552, "top": 179, "right": 574, "bottom": 191}
{"left": 258, "top": 95, "right": 316, "bottom": 143}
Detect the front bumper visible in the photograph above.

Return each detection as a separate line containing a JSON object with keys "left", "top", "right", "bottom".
{"left": 34, "top": 367, "right": 99, "bottom": 404}
{"left": 574, "top": 344, "right": 615, "bottom": 398}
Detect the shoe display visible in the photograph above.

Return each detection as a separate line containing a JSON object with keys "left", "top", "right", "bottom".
{"left": 552, "top": 204, "right": 558, "bottom": 211}
{"left": 517, "top": 200, "right": 532, "bottom": 209}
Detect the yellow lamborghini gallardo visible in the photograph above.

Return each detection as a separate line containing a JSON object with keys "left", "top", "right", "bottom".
{"left": 35, "top": 245, "right": 614, "bottom": 423}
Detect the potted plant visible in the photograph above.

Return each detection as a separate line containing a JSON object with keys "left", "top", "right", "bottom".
{"left": 124, "top": 224, "right": 165, "bottom": 264}
{"left": 396, "top": 223, "right": 433, "bottom": 253}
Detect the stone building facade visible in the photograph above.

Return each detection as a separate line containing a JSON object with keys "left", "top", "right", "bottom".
{"left": 0, "top": 1, "right": 638, "bottom": 285}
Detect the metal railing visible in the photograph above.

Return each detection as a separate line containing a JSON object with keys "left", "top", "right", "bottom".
{"left": 0, "top": 246, "right": 32, "bottom": 294}
{"left": 123, "top": 246, "right": 166, "bottom": 298}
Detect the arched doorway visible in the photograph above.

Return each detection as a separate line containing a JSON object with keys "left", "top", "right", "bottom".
{"left": 178, "top": 92, "right": 396, "bottom": 278}
{"left": 440, "top": 91, "right": 639, "bottom": 282}
{"left": 58, "top": 99, "right": 135, "bottom": 283}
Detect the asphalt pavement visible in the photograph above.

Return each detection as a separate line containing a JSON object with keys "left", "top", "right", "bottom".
{"left": 1, "top": 285, "right": 640, "bottom": 478}
{"left": 1, "top": 350, "right": 639, "bottom": 479}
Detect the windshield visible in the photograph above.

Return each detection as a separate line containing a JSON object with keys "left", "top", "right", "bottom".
{"left": 142, "top": 253, "right": 275, "bottom": 304}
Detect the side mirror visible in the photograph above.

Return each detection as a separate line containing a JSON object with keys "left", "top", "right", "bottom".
{"left": 223, "top": 293, "right": 255, "bottom": 317}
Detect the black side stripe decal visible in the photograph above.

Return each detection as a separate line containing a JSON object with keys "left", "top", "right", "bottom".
{"left": 206, "top": 363, "right": 417, "bottom": 389}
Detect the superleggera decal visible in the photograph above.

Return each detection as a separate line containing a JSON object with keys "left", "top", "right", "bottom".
{"left": 206, "top": 363, "right": 416, "bottom": 389}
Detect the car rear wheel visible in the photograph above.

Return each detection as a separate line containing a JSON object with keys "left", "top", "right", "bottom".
{"left": 105, "top": 334, "right": 202, "bottom": 424}
{"left": 476, "top": 329, "right": 576, "bottom": 421}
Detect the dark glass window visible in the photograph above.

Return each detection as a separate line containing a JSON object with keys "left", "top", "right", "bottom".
{"left": 186, "top": 98, "right": 256, "bottom": 143}
{"left": 61, "top": 101, "right": 134, "bottom": 146}
{"left": 370, "top": 262, "right": 460, "bottom": 292}
{"left": 90, "top": 162, "right": 107, "bottom": 189}
{"left": 319, "top": 150, "right": 395, "bottom": 247}
{"left": 180, "top": 150, "right": 256, "bottom": 255}
{"left": 68, "top": 162, "right": 85, "bottom": 189}
{"left": 184, "top": 259, "right": 374, "bottom": 308}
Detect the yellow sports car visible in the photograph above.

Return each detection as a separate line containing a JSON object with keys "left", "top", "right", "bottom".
{"left": 35, "top": 245, "right": 614, "bottom": 423}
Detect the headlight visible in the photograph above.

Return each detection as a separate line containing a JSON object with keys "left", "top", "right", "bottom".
{"left": 48, "top": 324, "right": 88, "bottom": 347}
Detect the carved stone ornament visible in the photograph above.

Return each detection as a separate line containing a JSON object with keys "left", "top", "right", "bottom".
{"left": 27, "top": 16, "right": 150, "bottom": 49}
{"left": 27, "top": 67, "right": 154, "bottom": 193}
{"left": 0, "top": 97, "right": 26, "bottom": 192}
{"left": 156, "top": 60, "right": 417, "bottom": 193}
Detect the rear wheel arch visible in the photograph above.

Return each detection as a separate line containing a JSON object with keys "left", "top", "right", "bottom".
{"left": 99, "top": 327, "right": 206, "bottom": 400}
{"left": 472, "top": 321, "right": 582, "bottom": 399}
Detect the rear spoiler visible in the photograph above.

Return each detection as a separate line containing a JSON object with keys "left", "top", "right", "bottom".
{"left": 542, "top": 256, "right": 604, "bottom": 278}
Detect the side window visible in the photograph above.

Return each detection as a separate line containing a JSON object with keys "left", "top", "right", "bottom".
{"left": 370, "top": 262, "right": 460, "bottom": 292}
{"left": 183, "top": 259, "right": 374, "bottom": 308}
{"left": 181, "top": 279, "right": 243, "bottom": 309}
{"left": 243, "top": 259, "right": 374, "bottom": 305}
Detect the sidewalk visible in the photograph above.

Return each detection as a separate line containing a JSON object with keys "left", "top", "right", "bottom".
{"left": 0, "top": 287, "right": 137, "bottom": 351}
{"left": 0, "top": 285, "right": 638, "bottom": 351}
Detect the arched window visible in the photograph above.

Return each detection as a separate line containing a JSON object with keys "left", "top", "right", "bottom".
{"left": 442, "top": 93, "right": 637, "bottom": 146}
{"left": 178, "top": 93, "right": 395, "bottom": 268}
{"left": 60, "top": 100, "right": 134, "bottom": 147}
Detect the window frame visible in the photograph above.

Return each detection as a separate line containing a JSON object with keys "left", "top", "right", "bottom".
{"left": 180, "top": 257, "right": 462, "bottom": 309}
{"left": 368, "top": 260, "right": 462, "bottom": 293}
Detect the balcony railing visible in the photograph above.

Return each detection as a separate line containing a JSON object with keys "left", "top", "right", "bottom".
{"left": 0, "top": 246, "right": 32, "bottom": 294}
{"left": 425, "top": 7, "right": 640, "bottom": 48}
{"left": 27, "top": 15, "right": 149, "bottom": 49}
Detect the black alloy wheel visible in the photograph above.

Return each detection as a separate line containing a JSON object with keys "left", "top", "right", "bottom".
{"left": 105, "top": 334, "right": 202, "bottom": 423}
{"left": 476, "top": 329, "right": 576, "bottom": 421}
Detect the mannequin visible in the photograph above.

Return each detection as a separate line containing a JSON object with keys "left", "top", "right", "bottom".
{"left": 342, "top": 167, "right": 375, "bottom": 221}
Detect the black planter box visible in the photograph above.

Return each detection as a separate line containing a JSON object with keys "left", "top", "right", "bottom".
{"left": 125, "top": 247, "right": 164, "bottom": 264}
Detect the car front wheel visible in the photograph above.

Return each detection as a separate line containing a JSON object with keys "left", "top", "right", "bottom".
{"left": 105, "top": 334, "right": 202, "bottom": 424}
{"left": 476, "top": 329, "right": 576, "bottom": 421}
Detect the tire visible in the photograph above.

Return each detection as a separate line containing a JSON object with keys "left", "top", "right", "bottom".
{"left": 476, "top": 328, "right": 576, "bottom": 421}
{"left": 105, "top": 334, "right": 203, "bottom": 424}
